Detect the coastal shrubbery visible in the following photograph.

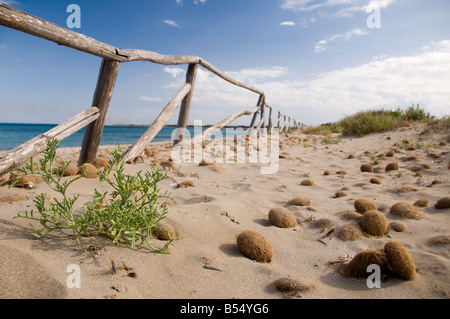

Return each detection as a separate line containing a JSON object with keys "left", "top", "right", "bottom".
{"left": 10, "top": 138, "right": 179, "bottom": 252}
{"left": 304, "top": 104, "right": 438, "bottom": 136}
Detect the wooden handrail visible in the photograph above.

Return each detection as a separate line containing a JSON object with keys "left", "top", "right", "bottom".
{"left": 0, "top": 3, "right": 305, "bottom": 172}
{"left": 0, "top": 107, "right": 100, "bottom": 175}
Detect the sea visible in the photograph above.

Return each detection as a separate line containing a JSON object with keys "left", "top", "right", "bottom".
{"left": 0, "top": 123, "right": 248, "bottom": 151}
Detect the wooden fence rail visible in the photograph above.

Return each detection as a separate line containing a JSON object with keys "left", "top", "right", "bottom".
{"left": 0, "top": 3, "right": 305, "bottom": 176}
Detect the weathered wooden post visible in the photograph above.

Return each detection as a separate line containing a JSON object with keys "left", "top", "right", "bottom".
{"left": 267, "top": 106, "right": 272, "bottom": 133}
{"left": 173, "top": 63, "right": 198, "bottom": 146}
{"left": 260, "top": 99, "right": 265, "bottom": 129}
{"left": 248, "top": 95, "right": 263, "bottom": 135}
{"left": 78, "top": 59, "right": 120, "bottom": 166}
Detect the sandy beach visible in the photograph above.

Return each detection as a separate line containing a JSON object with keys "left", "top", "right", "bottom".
{"left": 0, "top": 122, "right": 448, "bottom": 300}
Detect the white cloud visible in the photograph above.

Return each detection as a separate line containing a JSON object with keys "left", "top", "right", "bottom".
{"left": 280, "top": 21, "right": 296, "bottom": 26}
{"left": 194, "top": 0, "right": 207, "bottom": 4}
{"left": 315, "top": 28, "right": 368, "bottom": 52}
{"left": 164, "top": 67, "right": 185, "bottom": 78}
{"left": 281, "top": 0, "right": 398, "bottom": 18}
{"left": 139, "top": 96, "right": 162, "bottom": 102}
{"left": 163, "top": 19, "right": 180, "bottom": 28}
{"left": 164, "top": 40, "right": 450, "bottom": 125}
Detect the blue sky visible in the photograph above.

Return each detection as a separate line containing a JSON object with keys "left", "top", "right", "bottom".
{"left": 0, "top": 0, "right": 449, "bottom": 126}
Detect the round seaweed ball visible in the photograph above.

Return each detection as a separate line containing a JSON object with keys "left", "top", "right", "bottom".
{"left": 268, "top": 208, "right": 298, "bottom": 228}
{"left": 359, "top": 210, "right": 388, "bottom": 236}
{"left": 153, "top": 221, "right": 176, "bottom": 240}
{"left": 288, "top": 196, "right": 311, "bottom": 206}
{"left": 434, "top": 196, "right": 450, "bottom": 209}
{"left": 354, "top": 198, "right": 377, "bottom": 214}
{"left": 342, "top": 249, "right": 388, "bottom": 278}
{"left": 237, "top": 230, "right": 273, "bottom": 263}
{"left": 385, "top": 162, "right": 399, "bottom": 171}
{"left": 360, "top": 163, "right": 374, "bottom": 173}
{"left": 384, "top": 241, "right": 416, "bottom": 280}
{"left": 337, "top": 223, "right": 363, "bottom": 241}
{"left": 274, "top": 276, "right": 315, "bottom": 292}
{"left": 389, "top": 202, "right": 422, "bottom": 220}
{"left": 78, "top": 163, "right": 98, "bottom": 179}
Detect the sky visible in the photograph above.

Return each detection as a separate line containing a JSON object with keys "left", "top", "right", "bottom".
{"left": 0, "top": 0, "right": 449, "bottom": 126}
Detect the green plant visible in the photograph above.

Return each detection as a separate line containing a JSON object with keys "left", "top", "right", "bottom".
{"left": 372, "top": 156, "right": 380, "bottom": 164}
{"left": 322, "top": 137, "right": 341, "bottom": 144}
{"left": 303, "top": 142, "right": 310, "bottom": 148}
{"left": 305, "top": 214, "right": 316, "bottom": 222}
{"left": 11, "top": 139, "right": 178, "bottom": 253}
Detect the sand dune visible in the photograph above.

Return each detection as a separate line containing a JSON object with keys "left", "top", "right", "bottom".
{"left": 0, "top": 122, "right": 448, "bottom": 299}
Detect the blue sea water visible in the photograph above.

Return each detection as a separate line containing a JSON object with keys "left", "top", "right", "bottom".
{"left": 0, "top": 123, "right": 248, "bottom": 151}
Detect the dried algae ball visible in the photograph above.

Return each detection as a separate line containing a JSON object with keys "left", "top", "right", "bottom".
{"left": 274, "top": 276, "right": 315, "bottom": 292}
{"left": 78, "top": 163, "right": 98, "bottom": 179}
{"left": 323, "top": 170, "right": 332, "bottom": 175}
{"left": 359, "top": 210, "right": 387, "bottom": 236}
{"left": 390, "top": 221, "right": 406, "bottom": 232}
{"left": 334, "top": 191, "right": 348, "bottom": 198}
{"left": 93, "top": 157, "right": 109, "bottom": 169}
{"left": 268, "top": 208, "right": 298, "bottom": 228}
{"left": 414, "top": 198, "right": 429, "bottom": 207}
{"left": 385, "top": 149, "right": 395, "bottom": 157}
{"left": 287, "top": 196, "right": 311, "bottom": 206}
{"left": 177, "top": 180, "right": 194, "bottom": 188}
{"left": 370, "top": 177, "right": 382, "bottom": 184}
{"left": 384, "top": 241, "right": 416, "bottom": 280}
{"left": 389, "top": 202, "right": 422, "bottom": 220}
{"left": 237, "top": 230, "right": 273, "bottom": 263}
{"left": 62, "top": 163, "right": 79, "bottom": 176}
{"left": 342, "top": 249, "right": 388, "bottom": 278}
{"left": 153, "top": 221, "right": 176, "bottom": 240}
{"left": 337, "top": 223, "right": 363, "bottom": 241}
{"left": 354, "top": 198, "right": 377, "bottom": 214}
{"left": 360, "top": 163, "right": 374, "bottom": 173}
{"left": 300, "top": 179, "right": 314, "bottom": 186}
{"left": 434, "top": 196, "right": 450, "bottom": 209}
{"left": 385, "top": 162, "right": 399, "bottom": 171}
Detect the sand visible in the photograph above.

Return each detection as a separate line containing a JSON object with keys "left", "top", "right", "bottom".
{"left": 0, "top": 122, "right": 448, "bottom": 299}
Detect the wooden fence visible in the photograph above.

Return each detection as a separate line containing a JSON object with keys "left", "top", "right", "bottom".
{"left": 0, "top": 3, "right": 304, "bottom": 176}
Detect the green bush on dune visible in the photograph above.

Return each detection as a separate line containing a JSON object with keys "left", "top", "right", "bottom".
{"left": 10, "top": 138, "right": 180, "bottom": 253}
{"left": 305, "top": 104, "right": 436, "bottom": 137}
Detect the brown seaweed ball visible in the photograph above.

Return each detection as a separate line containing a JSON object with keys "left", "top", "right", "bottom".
{"left": 323, "top": 170, "right": 332, "bottom": 175}
{"left": 385, "top": 149, "right": 395, "bottom": 157}
{"left": 313, "top": 217, "right": 336, "bottom": 229}
{"left": 337, "top": 223, "right": 363, "bottom": 241}
{"left": 390, "top": 221, "right": 406, "bottom": 232}
{"left": 78, "top": 163, "right": 98, "bottom": 179}
{"left": 360, "top": 163, "right": 374, "bottom": 173}
{"left": 413, "top": 198, "right": 429, "bottom": 207}
{"left": 359, "top": 210, "right": 388, "bottom": 236}
{"left": 389, "top": 202, "right": 422, "bottom": 220}
{"left": 300, "top": 179, "right": 314, "bottom": 186}
{"left": 237, "top": 230, "right": 273, "bottom": 263}
{"left": 274, "top": 276, "right": 315, "bottom": 292}
{"left": 354, "top": 198, "right": 377, "bottom": 214}
{"left": 341, "top": 249, "right": 388, "bottom": 278}
{"left": 287, "top": 196, "right": 311, "bottom": 206}
{"left": 434, "top": 196, "right": 450, "bottom": 209}
{"left": 428, "top": 234, "right": 450, "bottom": 246}
{"left": 62, "top": 163, "right": 79, "bottom": 176}
{"left": 334, "top": 191, "right": 348, "bottom": 198}
{"left": 268, "top": 208, "right": 298, "bottom": 228}
{"left": 370, "top": 177, "right": 382, "bottom": 184}
{"left": 384, "top": 241, "right": 416, "bottom": 280}
{"left": 93, "top": 157, "right": 109, "bottom": 169}
{"left": 153, "top": 221, "right": 176, "bottom": 240}
{"left": 385, "top": 162, "right": 399, "bottom": 171}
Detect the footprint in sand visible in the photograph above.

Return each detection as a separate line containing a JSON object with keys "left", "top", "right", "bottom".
{"left": 183, "top": 196, "right": 216, "bottom": 205}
